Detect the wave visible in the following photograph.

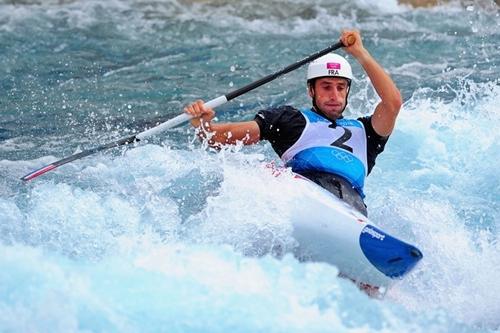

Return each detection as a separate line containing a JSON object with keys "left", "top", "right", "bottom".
{"left": 1, "top": 0, "right": 496, "bottom": 35}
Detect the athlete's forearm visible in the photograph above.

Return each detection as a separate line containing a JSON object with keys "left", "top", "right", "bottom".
{"left": 355, "top": 49, "right": 402, "bottom": 114}
{"left": 195, "top": 121, "right": 260, "bottom": 147}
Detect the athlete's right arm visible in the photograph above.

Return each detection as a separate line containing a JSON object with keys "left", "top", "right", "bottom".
{"left": 184, "top": 100, "right": 261, "bottom": 147}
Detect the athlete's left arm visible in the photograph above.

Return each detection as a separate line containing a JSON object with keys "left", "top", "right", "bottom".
{"left": 341, "top": 30, "right": 403, "bottom": 137}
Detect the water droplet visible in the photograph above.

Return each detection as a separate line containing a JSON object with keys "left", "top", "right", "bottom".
{"left": 230, "top": 65, "right": 236, "bottom": 72}
{"left": 229, "top": 81, "right": 234, "bottom": 87}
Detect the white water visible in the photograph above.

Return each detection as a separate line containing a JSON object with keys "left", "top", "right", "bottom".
{"left": 0, "top": 0, "right": 499, "bottom": 332}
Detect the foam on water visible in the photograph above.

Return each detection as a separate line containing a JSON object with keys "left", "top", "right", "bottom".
{"left": 366, "top": 80, "right": 499, "bottom": 328}
{"left": 2, "top": 136, "right": 498, "bottom": 332}
{"left": 1, "top": 0, "right": 494, "bottom": 37}
{"left": 0, "top": 236, "right": 481, "bottom": 333}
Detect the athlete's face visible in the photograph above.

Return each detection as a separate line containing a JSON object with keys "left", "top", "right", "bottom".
{"left": 309, "top": 77, "right": 349, "bottom": 120}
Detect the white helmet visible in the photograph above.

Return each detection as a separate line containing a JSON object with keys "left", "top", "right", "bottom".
{"left": 307, "top": 53, "right": 353, "bottom": 82}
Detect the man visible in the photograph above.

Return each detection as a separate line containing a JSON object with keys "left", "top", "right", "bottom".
{"left": 184, "top": 30, "right": 402, "bottom": 216}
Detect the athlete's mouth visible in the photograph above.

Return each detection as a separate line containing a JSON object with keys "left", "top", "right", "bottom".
{"left": 325, "top": 103, "right": 342, "bottom": 108}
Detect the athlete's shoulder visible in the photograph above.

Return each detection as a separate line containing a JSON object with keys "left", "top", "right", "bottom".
{"left": 256, "top": 105, "right": 300, "bottom": 120}
{"left": 255, "top": 105, "right": 304, "bottom": 128}
{"left": 356, "top": 115, "right": 371, "bottom": 128}
{"left": 254, "top": 105, "right": 306, "bottom": 144}
{"left": 356, "top": 115, "right": 388, "bottom": 140}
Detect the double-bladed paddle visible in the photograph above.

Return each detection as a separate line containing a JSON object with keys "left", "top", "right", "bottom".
{"left": 21, "top": 36, "right": 355, "bottom": 181}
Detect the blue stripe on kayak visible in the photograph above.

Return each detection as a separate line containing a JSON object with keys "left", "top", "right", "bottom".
{"left": 359, "top": 225, "right": 423, "bottom": 278}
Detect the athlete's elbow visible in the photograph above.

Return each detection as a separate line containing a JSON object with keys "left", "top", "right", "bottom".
{"left": 385, "top": 91, "right": 403, "bottom": 115}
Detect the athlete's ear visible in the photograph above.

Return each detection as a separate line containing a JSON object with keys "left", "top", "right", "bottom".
{"left": 307, "top": 84, "right": 315, "bottom": 98}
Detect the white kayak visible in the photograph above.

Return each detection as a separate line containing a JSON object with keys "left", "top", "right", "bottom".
{"left": 282, "top": 171, "right": 423, "bottom": 291}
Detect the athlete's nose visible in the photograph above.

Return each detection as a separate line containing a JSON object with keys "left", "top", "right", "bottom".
{"left": 330, "top": 89, "right": 342, "bottom": 102}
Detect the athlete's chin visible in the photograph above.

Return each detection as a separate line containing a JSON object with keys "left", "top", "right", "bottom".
{"left": 322, "top": 108, "right": 343, "bottom": 119}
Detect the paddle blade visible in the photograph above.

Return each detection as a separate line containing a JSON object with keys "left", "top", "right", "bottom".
{"left": 21, "top": 134, "right": 138, "bottom": 182}
{"left": 21, "top": 164, "right": 57, "bottom": 181}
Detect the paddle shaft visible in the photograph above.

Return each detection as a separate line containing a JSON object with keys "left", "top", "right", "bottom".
{"left": 137, "top": 40, "right": 349, "bottom": 139}
{"left": 22, "top": 38, "right": 352, "bottom": 181}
